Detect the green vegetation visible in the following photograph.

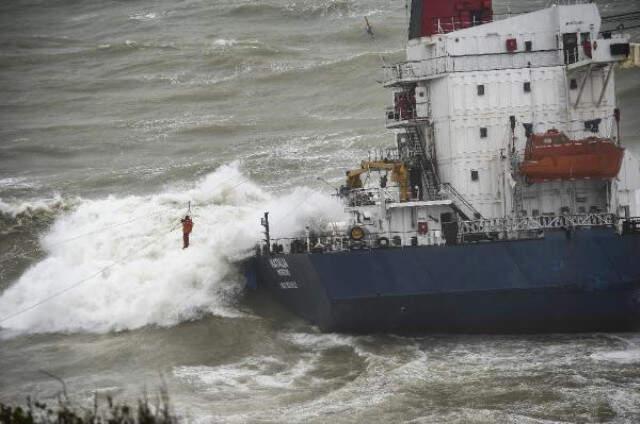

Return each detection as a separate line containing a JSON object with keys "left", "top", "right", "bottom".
{"left": 0, "top": 391, "right": 178, "bottom": 424}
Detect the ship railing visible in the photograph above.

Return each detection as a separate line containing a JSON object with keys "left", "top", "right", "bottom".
{"left": 266, "top": 229, "right": 447, "bottom": 255}
{"left": 622, "top": 217, "right": 640, "bottom": 234}
{"left": 459, "top": 213, "right": 617, "bottom": 236}
{"left": 344, "top": 187, "right": 401, "bottom": 206}
{"left": 430, "top": 17, "right": 493, "bottom": 35}
{"left": 385, "top": 106, "right": 431, "bottom": 128}
{"left": 383, "top": 50, "right": 563, "bottom": 86}
{"left": 422, "top": 14, "right": 555, "bottom": 35}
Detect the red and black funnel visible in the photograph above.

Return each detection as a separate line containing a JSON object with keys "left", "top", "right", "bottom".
{"left": 409, "top": 0, "right": 493, "bottom": 39}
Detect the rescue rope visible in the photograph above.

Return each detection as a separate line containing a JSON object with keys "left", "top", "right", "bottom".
{"left": 0, "top": 224, "right": 179, "bottom": 326}
{"left": 0, "top": 209, "right": 167, "bottom": 265}
{"left": 0, "top": 175, "right": 261, "bottom": 325}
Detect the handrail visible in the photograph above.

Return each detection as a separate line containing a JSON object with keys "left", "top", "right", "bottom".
{"left": 266, "top": 228, "right": 447, "bottom": 255}
{"left": 259, "top": 213, "right": 627, "bottom": 255}
{"left": 383, "top": 50, "right": 563, "bottom": 85}
{"left": 459, "top": 213, "right": 616, "bottom": 235}
{"left": 440, "top": 183, "right": 482, "bottom": 219}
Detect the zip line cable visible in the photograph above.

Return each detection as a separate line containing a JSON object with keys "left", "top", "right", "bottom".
{"left": 0, "top": 176, "right": 262, "bottom": 325}
{"left": 0, "top": 262, "right": 122, "bottom": 325}
{"left": 0, "top": 224, "right": 179, "bottom": 326}
{"left": 0, "top": 178, "right": 336, "bottom": 325}
{"left": 0, "top": 209, "right": 167, "bottom": 265}
{"left": 0, "top": 175, "right": 256, "bottom": 265}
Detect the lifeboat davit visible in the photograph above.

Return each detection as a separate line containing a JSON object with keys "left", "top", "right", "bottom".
{"left": 519, "top": 130, "right": 624, "bottom": 182}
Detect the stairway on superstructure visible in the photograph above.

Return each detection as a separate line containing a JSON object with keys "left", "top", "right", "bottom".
{"left": 400, "top": 124, "right": 483, "bottom": 220}
{"left": 404, "top": 125, "right": 440, "bottom": 201}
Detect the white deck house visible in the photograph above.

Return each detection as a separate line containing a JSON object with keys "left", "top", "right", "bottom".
{"left": 385, "top": 3, "right": 639, "bottom": 221}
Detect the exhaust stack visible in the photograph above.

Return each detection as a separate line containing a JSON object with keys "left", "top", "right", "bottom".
{"left": 409, "top": 0, "right": 493, "bottom": 39}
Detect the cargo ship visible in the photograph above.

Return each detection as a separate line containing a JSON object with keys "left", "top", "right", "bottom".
{"left": 246, "top": 0, "right": 640, "bottom": 333}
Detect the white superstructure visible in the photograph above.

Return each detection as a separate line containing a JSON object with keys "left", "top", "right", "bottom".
{"left": 385, "top": 2, "right": 639, "bottom": 221}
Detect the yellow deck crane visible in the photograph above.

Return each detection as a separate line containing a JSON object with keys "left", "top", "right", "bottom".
{"left": 345, "top": 160, "right": 411, "bottom": 202}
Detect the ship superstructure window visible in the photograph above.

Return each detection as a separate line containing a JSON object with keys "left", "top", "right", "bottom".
{"left": 524, "top": 82, "right": 531, "bottom": 92}
{"left": 480, "top": 127, "right": 488, "bottom": 138}
{"left": 563, "top": 33, "right": 579, "bottom": 64}
{"left": 525, "top": 41, "right": 532, "bottom": 52}
{"left": 570, "top": 78, "right": 578, "bottom": 89}
{"left": 471, "top": 170, "right": 479, "bottom": 181}
{"left": 532, "top": 209, "right": 540, "bottom": 217}
{"left": 584, "top": 119, "right": 601, "bottom": 133}
{"left": 523, "top": 123, "right": 533, "bottom": 138}
{"left": 477, "top": 85, "right": 485, "bottom": 96}
{"left": 581, "top": 32, "right": 592, "bottom": 58}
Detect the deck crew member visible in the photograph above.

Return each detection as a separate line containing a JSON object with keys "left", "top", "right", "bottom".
{"left": 181, "top": 215, "right": 194, "bottom": 249}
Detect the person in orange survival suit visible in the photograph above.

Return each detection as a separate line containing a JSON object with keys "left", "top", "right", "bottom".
{"left": 181, "top": 215, "right": 194, "bottom": 249}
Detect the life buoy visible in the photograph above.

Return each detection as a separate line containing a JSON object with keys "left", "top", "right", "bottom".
{"left": 376, "top": 237, "right": 390, "bottom": 248}
{"left": 417, "top": 221, "right": 429, "bottom": 235}
{"left": 350, "top": 226, "right": 365, "bottom": 241}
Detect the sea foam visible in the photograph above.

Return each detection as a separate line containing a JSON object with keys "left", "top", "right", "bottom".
{"left": 0, "top": 164, "right": 345, "bottom": 335}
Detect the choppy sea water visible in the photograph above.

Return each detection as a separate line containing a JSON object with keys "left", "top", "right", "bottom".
{"left": 1, "top": 0, "right": 640, "bottom": 422}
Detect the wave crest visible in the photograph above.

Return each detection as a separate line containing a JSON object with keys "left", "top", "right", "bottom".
{"left": 0, "top": 164, "right": 346, "bottom": 335}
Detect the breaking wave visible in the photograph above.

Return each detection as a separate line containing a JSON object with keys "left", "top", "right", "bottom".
{"left": 0, "top": 164, "right": 346, "bottom": 335}
{"left": 0, "top": 195, "right": 73, "bottom": 235}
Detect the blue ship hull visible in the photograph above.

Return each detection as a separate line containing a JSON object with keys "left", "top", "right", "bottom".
{"left": 248, "top": 228, "right": 640, "bottom": 333}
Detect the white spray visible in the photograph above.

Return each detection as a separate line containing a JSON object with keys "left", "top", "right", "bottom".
{"left": 0, "top": 164, "right": 346, "bottom": 335}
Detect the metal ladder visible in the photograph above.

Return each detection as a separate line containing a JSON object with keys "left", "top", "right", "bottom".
{"left": 439, "top": 183, "right": 483, "bottom": 220}
{"left": 403, "top": 125, "right": 440, "bottom": 200}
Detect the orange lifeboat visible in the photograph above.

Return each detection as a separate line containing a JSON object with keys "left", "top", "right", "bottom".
{"left": 519, "top": 130, "right": 624, "bottom": 182}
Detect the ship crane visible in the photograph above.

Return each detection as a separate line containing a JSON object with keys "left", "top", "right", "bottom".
{"left": 345, "top": 160, "right": 410, "bottom": 202}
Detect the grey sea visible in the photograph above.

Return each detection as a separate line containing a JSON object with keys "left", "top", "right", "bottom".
{"left": 1, "top": 0, "right": 640, "bottom": 422}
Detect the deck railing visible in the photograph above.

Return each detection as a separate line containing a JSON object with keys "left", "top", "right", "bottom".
{"left": 459, "top": 213, "right": 616, "bottom": 236}
{"left": 266, "top": 229, "right": 447, "bottom": 255}
{"left": 260, "top": 214, "right": 630, "bottom": 256}
{"left": 383, "top": 50, "right": 563, "bottom": 86}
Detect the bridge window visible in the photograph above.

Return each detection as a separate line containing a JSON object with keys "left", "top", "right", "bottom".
{"left": 471, "top": 170, "right": 479, "bottom": 181}
{"left": 584, "top": 119, "right": 601, "bottom": 133}
{"left": 480, "top": 127, "right": 488, "bottom": 138}
{"left": 563, "top": 33, "right": 578, "bottom": 64}
{"left": 477, "top": 85, "right": 485, "bottom": 96}
{"left": 532, "top": 209, "right": 540, "bottom": 217}
{"left": 523, "top": 123, "right": 533, "bottom": 138}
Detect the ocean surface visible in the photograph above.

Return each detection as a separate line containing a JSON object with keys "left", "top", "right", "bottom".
{"left": 1, "top": 0, "right": 640, "bottom": 422}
